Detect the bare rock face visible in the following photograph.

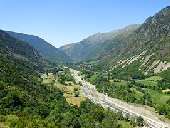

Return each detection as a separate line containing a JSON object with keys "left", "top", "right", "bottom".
{"left": 154, "top": 61, "right": 170, "bottom": 73}
{"left": 104, "top": 6, "right": 170, "bottom": 70}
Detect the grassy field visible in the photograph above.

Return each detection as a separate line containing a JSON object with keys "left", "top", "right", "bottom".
{"left": 85, "top": 60, "right": 99, "bottom": 65}
{"left": 112, "top": 81, "right": 128, "bottom": 87}
{"left": 162, "top": 88, "right": 170, "bottom": 93}
{"left": 130, "top": 88, "right": 144, "bottom": 100}
{"left": 111, "top": 76, "right": 162, "bottom": 87}
{"left": 118, "top": 120, "right": 134, "bottom": 128}
{"left": 61, "top": 81, "right": 86, "bottom": 107}
{"left": 88, "top": 73, "right": 98, "bottom": 81}
{"left": 145, "top": 76, "right": 163, "bottom": 81}
{"left": 135, "top": 76, "right": 163, "bottom": 86}
{"left": 144, "top": 89, "right": 170, "bottom": 107}
{"left": 41, "top": 73, "right": 55, "bottom": 83}
{"left": 41, "top": 72, "right": 86, "bottom": 107}
{"left": 136, "top": 80, "right": 157, "bottom": 86}
{"left": 0, "top": 123, "right": 9, "bottom": 128}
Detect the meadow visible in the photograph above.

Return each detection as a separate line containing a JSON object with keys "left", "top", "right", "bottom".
{"left": 41, "top": 72, "right": 86, "bottom": 107}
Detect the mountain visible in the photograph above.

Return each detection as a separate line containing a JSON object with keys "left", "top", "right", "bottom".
{"left": 101, "top": 6, "right": 170, "bottom": 75}
{"left": 0, "top": 29, "right": 73, "bottom": 127}
{"left": 0, "top": 30, "right": 124, "bottom": 128}
{"left": 83, "top": 29, "right": 136, "bottom": 61}
{"left": 0, "top": 30, "right": 52, "bottom": 71}
{"left": 6, "top": 31, "right": 72, "bottom": 63}
{"left": 59, "top": 24, "right": 141, "bottom": 61}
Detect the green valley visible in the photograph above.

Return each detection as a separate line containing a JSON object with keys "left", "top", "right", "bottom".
{"left": 0, "top": 30, "right": 135, "bottom": 128}
{"left": 1, "top": 4, "right": 170, "bottom": 128}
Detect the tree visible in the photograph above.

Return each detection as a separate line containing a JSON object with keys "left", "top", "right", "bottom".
{"left": 74, "top": 88, "right": 78, "bottom": 91}
{"left": 75, "top": 92, "right": 79, "bottom": 97}
{"left": 166, "top": 98, "right": 170, "bottom": 105}
{"left": 101, "top": 110, "right": 119, "bottom": 128}
{"left": 136, "top": 116, "right": 144, "bottom": 127}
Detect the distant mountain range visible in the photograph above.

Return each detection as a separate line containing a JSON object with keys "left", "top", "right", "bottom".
{"left": 59, "top": 24, "right": 141, "bottom": 61}
{"left": 6, "top": 31, "right": 72, "bottom": 63}
{"left": 5, "top": 5, "right": 170, "bottom": 76}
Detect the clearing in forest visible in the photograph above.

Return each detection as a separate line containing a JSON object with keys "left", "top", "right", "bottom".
{"left": 41, "top": 72, "right": 86, "bottom": 107}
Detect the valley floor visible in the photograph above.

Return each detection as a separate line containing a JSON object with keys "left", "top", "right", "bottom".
{"left": 70, "top": 69, "right": 170, "bottom": 128}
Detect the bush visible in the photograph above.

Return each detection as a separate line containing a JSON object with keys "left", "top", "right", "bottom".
{"left": 74, "top": 88, "right": 78, "bottom": 91}
{"left": 167, "top": 91, "right": 170, "bottom": 94}
{"left": 74, "top": 92, "right": 79, "bottom": 97}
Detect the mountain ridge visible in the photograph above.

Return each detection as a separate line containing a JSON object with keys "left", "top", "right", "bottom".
{"left": 59, "top": 24, "right": 141, "bottom": 61}
{"left": 98, "top": 6, "right": 170, "bottom": 75}
{"left": 6, "top": 31, "right": 72, "bottom": 63}
{"left": 83, "top": 28, "right": 136, "bottom": 61}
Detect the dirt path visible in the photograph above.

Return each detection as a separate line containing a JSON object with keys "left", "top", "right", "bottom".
{"left": 70, "top": 69, "right": 170, "bottom": 128}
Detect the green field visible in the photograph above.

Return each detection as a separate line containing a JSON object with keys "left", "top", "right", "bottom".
{"left": 135, "top": 76, "right": 163, "bottom": 86}
{"left": 41, "top": 73, "right": 55, "bottom": 83}
{"left": 130, "top": 88, "right": 144, "bottom": 100}
{"left": 144, "top": 89, "right": 170, "bottom": 107}
{"left": 88, "top": 73, "right": 99, "bottom": 81}
{"left": 112, "top": 81, "right": 128, "bottom": 87}
{"left": 145, "top": 76, "right": 163, "bottom": 81}
{"left": 41, "top": 72, "right": 86, "bottom": 107}
{"left": 136, "top": 80, "right": 158, "bottom": 86}
{"left": 118, "top": 120, "right": 134, "bottom": 128}
{"left": 85, "top": 60, "right": 99, "bottom": 65}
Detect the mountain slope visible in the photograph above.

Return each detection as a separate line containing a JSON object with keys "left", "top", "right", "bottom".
{"left": 0, "top": 30, "right": 126, "bottom": 128}
{"left": 83, "top": 29, "right": 136, "bottom": 61}
{"left": 6, "top": 31, "right": 72, "bottom": 63}
{"left": 0, "top": 29, "right": 73, "bottom": 127}
{"left": 59, "top": 24, "right": 140, "bottom": 61}
{"left": 0, "top": 30, "right": 52, "bottom": 71}
{"left": 102, "top": 6, "right": 170, "bottom": 74}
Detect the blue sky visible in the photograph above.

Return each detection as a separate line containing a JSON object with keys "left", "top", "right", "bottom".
{"left": 0, "top": 0, "right": 169, "bottom": 48}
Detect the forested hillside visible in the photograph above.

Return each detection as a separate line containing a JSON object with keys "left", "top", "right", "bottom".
{"left": 0, "top": 30, "right": 52, "bottom": 70}
{"left": 2, "top": 5, "right": 170, "bottom": 128}
{"left": 6, "top": 31, "right": 72, "bottom": 63}
{"left": 83, "top": 29, "right": 136, "bottom": 61}
{"left": 63, "top": 6, "right": 170, "bottom": 125}
{"left": 59, "top": 24, "right": 140, "bottom": 61}
{"left": 0, "top": 30, "right": 130, "bottom": 127}
{"left": 103, "top": 6, "right": 170, "bottom": 71}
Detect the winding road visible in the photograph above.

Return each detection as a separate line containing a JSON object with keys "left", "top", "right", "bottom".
{"left": 70, "top": 68, "right": 170, "bottom": 128}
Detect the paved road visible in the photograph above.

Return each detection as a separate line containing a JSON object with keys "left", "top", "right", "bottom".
{"left": 70, "top": 68, "right": 170, "bottom": 128}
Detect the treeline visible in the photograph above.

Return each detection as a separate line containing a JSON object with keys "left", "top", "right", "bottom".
{"left": 90, "top": 75, "right": 137, "bottom": 103}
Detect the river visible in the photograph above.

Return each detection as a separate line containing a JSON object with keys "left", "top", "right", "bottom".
{"left": 70, "top": 68, "right": 170, "bottom": 128}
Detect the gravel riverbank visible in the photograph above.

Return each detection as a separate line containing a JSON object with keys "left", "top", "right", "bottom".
{"left": 70, "top": 68, "right": 170, "bottom": 128}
